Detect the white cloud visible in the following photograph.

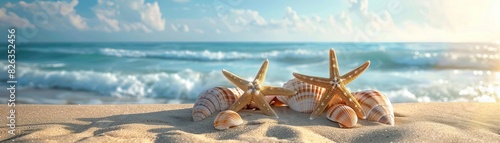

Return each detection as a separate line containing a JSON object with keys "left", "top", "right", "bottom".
{"left": 173, "top": 0, "right": 190, "bottom": 3}
{"left": 216, "top": 7, "right": 325, "bottom": 34}
{"left": 193, "top": 29, "right": 204, "bottom": 34}
{"left": 328, "top": 12, "right": 353, "bottom": 34}
{"left": 285, "top": 7, "right": 299, "bottom": 21}
{"left": 279, "top": 7, "right": 328, "bottom": 33}
{"left": 1, "top": 0, "right": 497, "bottom": 42}
{"left": 412, "top": 0, "right": 499, "bottom": 42}
{"left": 93, "top": 0, "right": 166, "bottom": 32}
{"left": 344, "top": 0, "right": 396, "bottom": 42}
{"left": 171, "top": 24, "right": 178, "bottom": 32}
{"left": 12, "top": 0, "right": 89, "bottom": 30}
{"left": 96, "top": 13, "right": 120, "bottom": 32}
{"left": 5, "top": 2, "right": 15, "bottom": 8}
{"left": 219, "top": 9, "right": 267, "bottom": 32}
{"left": 182, "top": 24, "right": 189, "bottom": 32}
{"left": 170, "top": 24, "right": 190, "bottom": 32}
{"left": 349, "top": 0, "right": 368, "bottom": 15}
{"left": 139, "top": 1, "right": 165, "bottom": 31}
{"left": 0, "top": 8, "right": 34, "bottom": 28}
{"left": 205, "top": 0, "right": 498, "bottom": 42}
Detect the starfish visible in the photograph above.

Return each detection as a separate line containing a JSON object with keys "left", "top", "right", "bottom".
{"left": 222, "top": 59, "right": 296, "bottom": 118}
{"left": 293, "top": 49, "right": 370, "bottom": 120}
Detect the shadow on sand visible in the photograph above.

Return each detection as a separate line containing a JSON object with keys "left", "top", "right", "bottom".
{"left": 5, "top": 106, "right": 399, "bottom": 142}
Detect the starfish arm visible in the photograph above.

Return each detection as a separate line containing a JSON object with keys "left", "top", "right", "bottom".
{"left": 228, "top": 93, "right": 252, "bottom": 112}
{"left": 261, "top": 86, "right": 297, "bottom": 96}
{"left": 336, "top": 86, "right": 365, "bottom": 119}
{"left": 329, "top": 49, "right": 340, "bottom": 78}
{"left": 254, "top": 59, "right": 269, "bottom": 84}
{"left": 310, "top": 87, "right": 338, "bottom": 119}
{"left": 252, "top": 94, "right": 279, "bottom": 118}
{"left": 222, "top": 69, "right": 250, "bottom": 90}
{"left": 341, "top": 61, "right": 370, "bottom": 84}
{"left": 292, "top": 72, "right": 331, "bottom": 88}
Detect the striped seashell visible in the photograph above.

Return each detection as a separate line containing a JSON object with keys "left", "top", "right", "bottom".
{"left": 326, "top": 104, "right": 358, "bottom": 128}
{"left": 278, "top": 78, "right": 325, "bottom": 113}
{"left": 329, "top": 96, "right": 345, "bottom": 106}
{"left": 214, "top": 110, "right": 244, "bottom": 130}
{"left": 353, "top": 90, "right": 394, "bottom": 126}
{"left": 192, "top": 87, "right": 243, "bottom": 122}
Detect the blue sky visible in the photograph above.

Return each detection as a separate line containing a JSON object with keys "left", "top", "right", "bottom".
{"left": 0, "top": 0, "right": 499, "bottom": 42}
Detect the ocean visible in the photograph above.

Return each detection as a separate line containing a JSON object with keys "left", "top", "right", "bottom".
{"left": 1, "top": 42, "right": 499, "bottom": 104}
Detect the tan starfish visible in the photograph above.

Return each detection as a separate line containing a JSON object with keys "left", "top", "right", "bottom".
{"left": 222, "top": 59, "right": 296, "bottom": 118}
{"left": 293, "top": 49, "right": 370, "bottom": 120}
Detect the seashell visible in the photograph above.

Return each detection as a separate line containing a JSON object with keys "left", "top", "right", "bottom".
{"left": 353, "top": 90, "right": 394, "bottom": 126}
{"left": 278, "top": 78, "right": 325, "bottom": 113}
{"left": 326, "top": 104, "right": 358, "bottom": 128}
{"left": 214, "top": 110, "right": 244, "bottom": 130}
{"left": 329, "top": 96, "right": 345, "bottom": 105}
{"left": 270, "top": 97, "right": 287, "bottom": 106}
{"left": 192, "top": 87, "right": 243, "bottom": 122}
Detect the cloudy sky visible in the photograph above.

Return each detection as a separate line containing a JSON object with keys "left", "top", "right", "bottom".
{"left": 0, "top": 0, "right": 499, "bottom": 42}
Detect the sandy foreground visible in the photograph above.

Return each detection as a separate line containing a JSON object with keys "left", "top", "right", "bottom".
{"left": 0, "top": 103, "right": 499, "bottom": 142}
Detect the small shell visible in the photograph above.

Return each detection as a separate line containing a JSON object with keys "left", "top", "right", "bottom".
{"left": 326, "top": 104, "right": 358, "bottom": 128}
{"left": 192, "top": 87, "right": 243, "bottom": 122}
{"left": 353, "top": 90, "right": 394, "bottom": 126}
{"left": 270, "top": 97, "right": 287, "bottom": 106}
{"left": 329, "top": 96, "right": 345, "bottom": 106}
{"left": 214, "top": 110, "right": 244, "bottom": 130}
{"left": 279, "top": 78, "right": 325, "bottom": 113}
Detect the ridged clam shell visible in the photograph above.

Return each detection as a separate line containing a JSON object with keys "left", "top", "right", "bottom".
{"left": 278, "top": 78, "right": 325, "bottom": 113}
{"left": 353, "top": 90, "right": 394, "bottom": 126}
{"left": 326, "top": 104, "right": 358, "bottom": 128}
{"left": 192, "top": 87, "right": 243, "bottom": 122}
{"left": 214, "top": 110, "right": 244, "bottom": 130}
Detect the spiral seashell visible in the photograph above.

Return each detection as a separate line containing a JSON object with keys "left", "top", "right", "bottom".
{"left": 192, "top": 87, "right": 243, "bottom": 122}
{"left": 278, "top": 78, "right": 325, "bottom": 113}
{"left": 326, "top": 104, "right": 358, "bottom": 128}
{"left": 353, "top": 90, "right": 394, "bottom": 126}
{"left": 214, "top": 110, "right": 244, "bottom": 130}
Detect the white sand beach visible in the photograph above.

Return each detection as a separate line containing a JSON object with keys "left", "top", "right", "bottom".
{"left": 1, "top": 103, "right": 499, "bottom": 142}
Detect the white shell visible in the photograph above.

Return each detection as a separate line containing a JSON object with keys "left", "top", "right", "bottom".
{"left": 326, "top": 104, "right": 358, "bottom": 128}
{"left": 192, "top": 87, "right": 243, "bottom": 122}
{"left": 353, "top": 90, "right": 394, "bottom": 126}
{"left": 279, "top": 78, "right": 325, "bottom": 113}
{"left": 214, "top": 110, "right": 244, "bottom": 130}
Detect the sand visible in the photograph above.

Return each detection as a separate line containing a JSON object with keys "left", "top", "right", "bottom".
{"left": 1, "top": 103, "right": 499, "bottom": 142}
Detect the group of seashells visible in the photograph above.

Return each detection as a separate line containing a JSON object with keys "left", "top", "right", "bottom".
{"left": 192, "top": 79, "right": 394, "bottom": 130}
{"left": 191, "top": 49, "right": 395, "bottom": 130}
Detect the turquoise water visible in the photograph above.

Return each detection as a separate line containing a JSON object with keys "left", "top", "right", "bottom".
{"left": 1, "top": 42, "right": 499, "bottom": 104}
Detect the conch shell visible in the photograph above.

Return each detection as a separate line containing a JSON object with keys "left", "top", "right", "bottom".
{"left": 354, "top": 90, "right": 394, "bottom": 125}
{"left": 192, "top": 86, "right": 277, "bottom": 121}
{"left": 192, "top": 87, "right": 243, "bottom": 121}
